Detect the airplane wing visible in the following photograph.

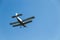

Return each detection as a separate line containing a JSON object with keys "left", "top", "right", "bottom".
{"left": 10, "top": 21, "right": 19, "bottom": 25}
{"left": 23, "top": 16, "right": 35, "bottom": 22}
{"left": 24, "top": 20, "right": 32, "bottom": 24}
{"left": 12, "top": 20, "right": 32, "bottom": 27}
{"left": 12, "top": 23, "right": 21, "bottom": 27}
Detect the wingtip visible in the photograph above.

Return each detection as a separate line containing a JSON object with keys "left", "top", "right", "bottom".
{"left": 32, "top": 16, "right": 35, "bottom": 18}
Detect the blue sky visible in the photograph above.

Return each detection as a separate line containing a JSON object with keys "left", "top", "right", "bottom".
{"left": 0, "top": 0, "right": 60, "bottom": 40}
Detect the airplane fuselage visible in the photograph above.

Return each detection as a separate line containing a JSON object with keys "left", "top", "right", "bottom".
{"left": 16, "top": 17, "right": 26, "bottom": 27}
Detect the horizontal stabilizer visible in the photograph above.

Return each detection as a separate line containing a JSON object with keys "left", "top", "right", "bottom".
{"left": 23, "top": 16, "right": 35, "bottom": 21}
{"left": 12, "top": 14, "right": 22, "bottom": 18}
{"left": 12, "top": 16, "right": 16, "bottom": 18}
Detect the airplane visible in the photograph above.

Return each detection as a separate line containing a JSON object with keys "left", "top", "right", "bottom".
{"left": 10, "top": 13, "right": 35, "bottom": 27}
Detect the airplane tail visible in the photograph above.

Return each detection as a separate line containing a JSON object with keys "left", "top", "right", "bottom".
{"left": 12, "top": 13, "right": 22, "bottom": 18}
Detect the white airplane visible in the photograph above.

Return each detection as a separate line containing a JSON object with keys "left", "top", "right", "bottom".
{"left": 10, "top": 13, "right": 35, "bottom": 27}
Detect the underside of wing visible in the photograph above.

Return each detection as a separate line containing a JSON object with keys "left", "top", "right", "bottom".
{"left": 23, "top": 16, "right": 35, "bottom": 22}
{"left": 24, "top": 20, "right": 32, "bottom": 24}
{"left": 12, "top": 23, "right": 21, "bottom": 27}
{"left": 10, "top": 21, "right": 19, "bottom": 25}
{"left": 12, "top": 20, "right": 32, "bottom": 27}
